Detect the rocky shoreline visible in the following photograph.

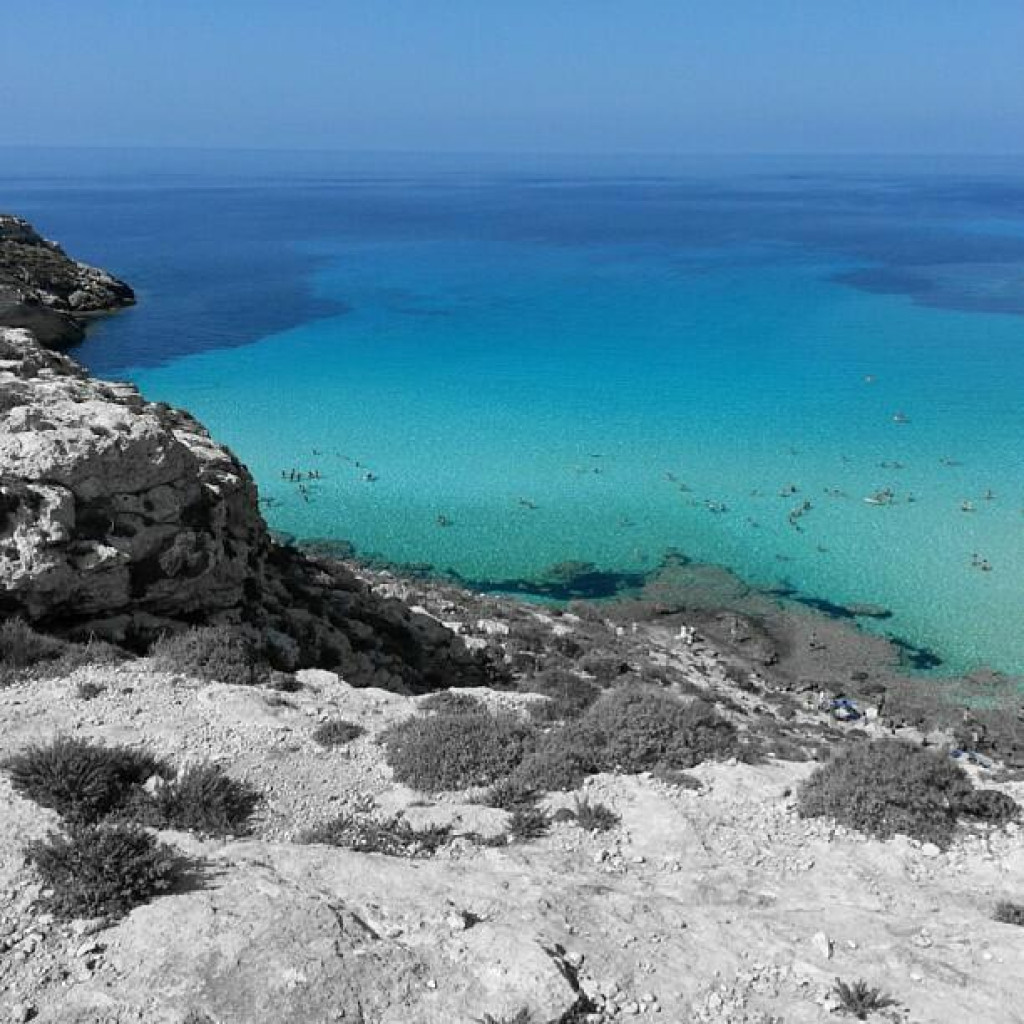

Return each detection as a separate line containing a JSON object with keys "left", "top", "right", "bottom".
{"left": 2, "top": 217, "right": 1024, "bottom": 1023}
{"left": 0, "top": 216, "right": 134, "bottom": 349}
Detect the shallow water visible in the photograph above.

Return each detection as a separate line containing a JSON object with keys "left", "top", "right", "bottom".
{"left": 4, "top": 150, "right": 1023, "bottom": 673}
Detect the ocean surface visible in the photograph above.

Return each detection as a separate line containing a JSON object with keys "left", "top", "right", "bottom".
{"left": 3, "top": 148, "right": 1023, "bottom": 675}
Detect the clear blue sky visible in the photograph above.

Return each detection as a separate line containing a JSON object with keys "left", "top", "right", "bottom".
{"left": 2, "top": 0, "right": 1022, "bottom": 153}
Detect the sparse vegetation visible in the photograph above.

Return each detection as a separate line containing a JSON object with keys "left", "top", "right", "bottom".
{"left": 571, "top": 795, "right": 619, "bottom": 832}
{"left": 519, "top": 669, "right": 599, "bottom": 721}
{"left": 300, "top": 813, "right": 451, "bottom": 857}
{"left": 832, "top": 977, "right": 898, "bottom": 1019}
{"left": 477, "top": 1011, "right": 532, "bottom": 1024}
{"left": 572, "top": 688, "right": 738, "bottom": 773}
{"left": 312, "top": 719, "right": 365, "bottom": 747}
{"left": 508, "top": 805, "right": 550, "bottom": 842}
{"left": 994, "top": 900, "right": 1024, "bottom": 926}
{"left": 959, "top": 788, "right": 1020, "bottom": 824}
{"left": 420, "top": 690, "right": 484, "bottom": 715}
{"left": 26, "top": 823, "right": 184, "bottom": 921}
{"left": 137, "top": 763, "right": 261, "bottom": 837}
{"left": 0, "top": 618, "right": 127, "bottom": 687}
{"left": 798, "top": 739, "right": 974, "bottom": 847}
{"left": 150, "top": 625, "right": 268, "bottom": 687}
{"left": 510, "top": 733, "right": 590, "bottom": 792}
{"left": 3, "top": 736, "right": 165, "bottom": 824}
{"left": 382, "top": 710, "right": 537, "bottom": 791}
{"left": 482, "top": 778, "right": 540, "bottom": 810}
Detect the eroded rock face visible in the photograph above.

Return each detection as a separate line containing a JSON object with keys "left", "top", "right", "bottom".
{"left": 0, "top": 327, "right": 492, "bottom": 691}
{"left": 0, "top": 215, "right": 135, "bottom": 348}
{"left": 0, "top": 327, "right": 268, "bottom": 632}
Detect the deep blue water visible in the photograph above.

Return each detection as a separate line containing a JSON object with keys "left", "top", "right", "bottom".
{"left": 3, "top": 148, "right": 1023, "bottom": 673}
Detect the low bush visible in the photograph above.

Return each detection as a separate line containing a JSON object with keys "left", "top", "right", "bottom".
{"left": 3, "top": 737, "right": 164, "bottom": 824}
{"left": 510, "top": 732, "right": 590, "bottom": 792}
{"left": 0, "top": 619, "right": 127, "bottom": 687}
{"left": 312, "top": 719, "right": 365, "bottom": 747}
{"left": 832, "top": 978, "right": 898, "bottom": 1020}
{"left": 26, "top": 824, "right": 183, "bottom": 921}
{"left": 959, "top": 788, "right": 1020, "bottom": 824}
{"left": 798, "top": 740, "right": 974, "bottom": 847}
{"left": 149, "top": 625, "right": 268, "bottom": 687}
{"left": 0, "top": 617, "right": 68, "bottom": 674}
{"left": 383, "top": 711, "right": 536, "bottom": 791}
{"left": 574, "top": 688, "right": 737, "bottom": 773}
{"left": 419, "top": 691, "right": 484, "bottom": 715}
{"left": 994, "top": 900, "right": 1024, "bottom": 927}
{"left": 300, "top": 814, "right": 450, "bottom": 857}
{"left": 482, "top": 778, "right": 540, "bottom": 810}
{"left": 509, "top": 806, "right": 550, "bottom": 842}
{"left": 519, "top": 670, "right": 599, "bottom": 721}
{"left": 76, "top": 681, "right": 105, "bottom": 701}
{"left": 138, "top": 763, "right": 260, "bottom": 837}
{"left": 478, "top": 1011, "right": 532, "bottom": 1024}
{"left": 572, "top": 795, "right": 619, "bottom": 832}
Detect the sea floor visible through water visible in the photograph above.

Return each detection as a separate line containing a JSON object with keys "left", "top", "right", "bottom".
{"left": 4, "top": 149, "right": 1024, "bottom": 677}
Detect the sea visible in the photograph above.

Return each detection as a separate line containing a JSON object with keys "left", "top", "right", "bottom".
{"left": 3, "top": 148, "right": 1023, "bottom": 675}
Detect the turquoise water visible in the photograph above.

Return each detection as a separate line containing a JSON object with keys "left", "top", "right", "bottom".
{"left": 129, "top": 237, "right": 1024, "bottom": 674}
{"left": 5, "top": 151, "right": 1023, "bottom": 674}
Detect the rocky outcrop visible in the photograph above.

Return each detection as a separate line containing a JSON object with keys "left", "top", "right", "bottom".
{"left": 0, "top": 218, "right": 493, "bottom": 692}
{"left": 0, "top": 214, "right": 135, "bottom": 348}
{"left": 0, "top": 326, "right": 492, "bottom": 691}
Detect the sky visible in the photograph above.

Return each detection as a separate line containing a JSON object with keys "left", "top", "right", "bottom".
{"left": 2, "top": 1, "right": 1022, "bottom": 154}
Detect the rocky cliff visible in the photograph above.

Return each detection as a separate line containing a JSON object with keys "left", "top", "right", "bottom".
{"left": 0, "top": 215, "right": 135, "bottom": 348}
{"left": 0, "top": 220, "right": 490, "bottom": 692}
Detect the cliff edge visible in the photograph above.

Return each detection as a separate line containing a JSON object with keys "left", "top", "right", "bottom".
{"left": 0, "top": 214, "right": 135, "bottom": 348}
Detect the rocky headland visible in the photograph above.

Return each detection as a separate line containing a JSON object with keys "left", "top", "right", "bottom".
{"left": 2, "top": 219, "right": 1024, "bottom": 1024}
{"left": 0, "top": 216, "right": 134, "bottom": 349}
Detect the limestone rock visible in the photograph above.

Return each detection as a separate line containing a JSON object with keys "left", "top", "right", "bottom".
{"left": 0, "top": 326, "right": 494, "bottom": 692}
{"left": 0, "top": 214, "right": 135, "bottom": 348}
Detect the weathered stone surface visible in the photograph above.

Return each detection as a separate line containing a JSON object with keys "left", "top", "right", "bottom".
{"left": 0, "top": 214, "right": 135, "bottom": 348}
{"left": 0, "top": 327, "right": 266, "bottom": 631}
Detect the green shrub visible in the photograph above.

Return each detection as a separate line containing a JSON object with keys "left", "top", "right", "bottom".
{"left": 312, "top": 719, "right": 365, "bottom": 747}
{"left": 798, "top": 740, "right": 974, "bottom": 847}
{"left": 572, "top": 795, "right": 619, "bottom": 832}
{"left": 994, "top": 900, "right": 1024, "bottom": 926}
{"left": 26, "top": 824, "right": 183, "bottom": 921}
{"left": 419, "top": 691, "right": 484, "bottom": 715}
{"left": 300, "top": 814, "right": 450, "bottom": 857}
{"left": 519, "top": 670, "right": 599, "bottom": 721}
{"left": 383, "top": 711, "right": 536, "bottom": 791}
{"left": 138, "top": 763, "right": 260, "bottom": 837}
{"left": 832, "top": 978, "right": 898, "bottom": 1020}
{"left": 0, "top": 619, "right": 127, "bottom": 686}
{"left": 0, "top": 617, "right": 67, "bottom": 673}
{"left": 482, "top": 778, "right": 540, "bottom": 810}
{"left": 3, "top": 737, "right": 165, "bottom": 824}
{"left": 509, "top": 806, "right": 550, "bottom": 842}
{"left": 150, "top": 625, "right": 267, "bottom": 686}
{"left": 574, "top": 688, "right": 737, "bottom": 773}
{"left": 510, "top": 732, "right": 590, "bottom": 792}
{"left": 478, "top": 1011, "right": 532, "bottom": 1024}
{"left": 959, "top": 789, "right": 1019, "bottom": 824}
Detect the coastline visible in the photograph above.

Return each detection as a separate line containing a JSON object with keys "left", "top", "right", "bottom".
{"left": 3, "top": 214, "right": 1024, "bottom": 1022}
